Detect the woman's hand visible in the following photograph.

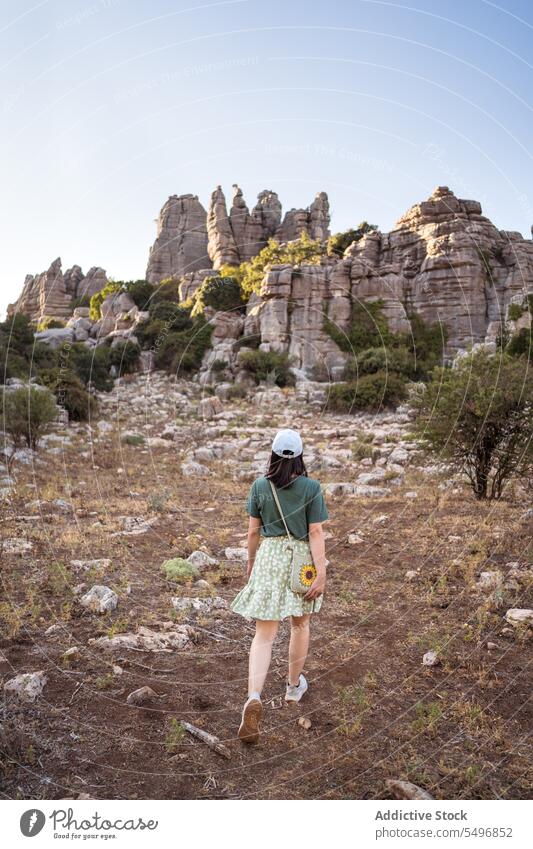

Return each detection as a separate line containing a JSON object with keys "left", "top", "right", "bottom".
{"left": 304, "top": 571, "right": 326, "bottom": 600}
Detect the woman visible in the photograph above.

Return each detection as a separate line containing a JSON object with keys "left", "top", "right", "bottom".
{"left": 231, "top": 428, "right": 328, "bottom": 744}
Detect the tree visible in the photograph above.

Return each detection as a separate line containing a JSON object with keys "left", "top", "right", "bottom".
{"left": 2, "top": 385, "right": 58, "bottom": 450}
{"left": 410, "top": 350, "right": 533, "bottom": 499}
{"left": 327, "top": 221, "right": 378, "bottom": 257}
{"left": 234, "top": 232, "right": 325, "bottom": 299}
{"left": 192, "top": 275, "right": 243, "bottom": 316}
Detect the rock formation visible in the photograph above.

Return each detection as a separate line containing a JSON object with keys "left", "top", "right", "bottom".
{"left": 146, "top": 194, "right": 211, "bottom": 284}
{"left": 7, "top": 258, "right": 108, "bottom": 322}
{"left": 240, "top": 187, "right": 533, "bottom": 377}
{"left": 276, "top": 191, "right": 331, "bottom": 242}
{"left": 207, "top": 186, "right": 240, "bottom": 269}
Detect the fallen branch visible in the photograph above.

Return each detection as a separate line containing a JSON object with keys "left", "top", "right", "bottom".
{"left": 181, "top": 721, "right": 231, "bottom": 759}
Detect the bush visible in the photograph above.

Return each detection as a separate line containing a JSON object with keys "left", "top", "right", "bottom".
{"left": 325, "top": 300, "right": 390, "bottom": 354}
{"left": 150, "top": 277, "right": 181, "bottom": 304}
{"left": 154, "top": 316, "right": 213, "bottom": 375}
{"left": 327, "top": 221, "right": 378, "bottom": 256}
{"left": 343, "top": 346, "right": 412, "bottom": 379}
{"left": 89, "top": 281, "right": 118, "bottom": 320}
{"left": 148, "top": 300, "right": 193, "bottom": 329}
{"left": 1, "top": 385, "right": 58, "bottom": 449}
{"left": 234, "top": 232, "right": 325, "bottom": 299}
{"left": 507, "top": 302, "right": 526, "bottom": 322}
{"left": 161, "top": 558, "right": 199, "bottom": 583}
{"left": 108, "top": 341, "right": 141, "bottom": 375}
{"left": 326, "top": 371, "right": 406, "bottom": 413}
{"left": 0, "top": 315, "right": 35, "bottom": 380}
{"left": 238, "top": 349, "right": 295, "bottom": 387}
{"left": 124, "top": 280, "right": 154, "bottom": 310}
{"left": 40, "top": 369, "right": 97, "bottom": 421}
{"left": 410, "top": 350, "right": 533, "bottom": 499}
{"left": 192, "top": 275, "right": 243, "bottom": 315}
{"left": 36, "top": 317, "right": 66, "bottom": 331}
{"left": 506, "top": 327, "right": 532, "bottom": 361}
{"left": 70, "top": 294, "right": 91, "bottom": 310}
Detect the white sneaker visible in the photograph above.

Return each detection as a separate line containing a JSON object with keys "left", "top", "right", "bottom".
{"left": 238, "top": 695, "right": 262, "bottom": 744}
{"left": 285, "top": 673, "right": 308, "bottom": 703}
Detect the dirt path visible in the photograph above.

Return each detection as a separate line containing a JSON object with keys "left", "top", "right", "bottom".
{"left": 1, "top": 376, "right": 532, "bottom": 799}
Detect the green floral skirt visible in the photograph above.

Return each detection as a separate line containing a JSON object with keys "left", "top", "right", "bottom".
{"left": 230, "top": 535, "right": 323, "bottom": 621}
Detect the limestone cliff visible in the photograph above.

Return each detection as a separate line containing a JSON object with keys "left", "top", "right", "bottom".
{"left": 146, "top": 194, "right": 211, "bottom": 284}
{"left": 7, "top": 258, "right": 108, "bottom": 322}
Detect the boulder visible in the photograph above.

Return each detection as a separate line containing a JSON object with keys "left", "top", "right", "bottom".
{"left": 79, "top": 585, "right": 118, "bottom": 614}
{"left": 4, "top": 671, "right": 47, "bottom": 702}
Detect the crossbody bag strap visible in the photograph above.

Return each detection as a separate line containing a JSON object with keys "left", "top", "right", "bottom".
{"left": 268, "top": 480, "right": 294, "bottom": 543}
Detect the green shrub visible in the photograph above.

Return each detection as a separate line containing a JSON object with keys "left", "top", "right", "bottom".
{"left": 233, "top": 232, "right": 325, "bottom": 299}
{"left": 1, "top": 385, "right": 58, "bottom": 449}
{"left": 410, "top": 350, "right": 533, "bottom": 499}
{"left": 343, "top": 346, "right": 412, "bottom": 379}
{"left": 327, "top": 221, "right": 378, "bottom": 256}
{"left": 36, "top": 317, "right": 66, "bottom": 331}
{"left": 40, "top": 369, "right": 97, "bottom": 421}
{"left": 161, "top": 558, "right": 199, "bottom": 583}
{"left": 0, "top": 315, "right": 35, "bottom": 380}
{"left": 192, "top": 275, "right": 243, "bottom": 316}
{"left": 507, "top": 302, "right": 526, "bottom": 322}
{"left": 124, "top": 280, "right": 154, "bottom": 310}
{"left": 122, "top": 433, "right": 145, "bottom": 446}
{"left": 108, "top": 341, "right": 141, "bottom": 375}
{"left": 67, "top": 343, "right": 112, "bottom": 391}
{"left": 326, "top": 371, "right": 407, "bottom": 413}
{"left": 506, "top": 327, "right": 532, "bottom": 360}
{"left": 148, "top": 300, "right": 193, "bottom": 329}
{"left": 238, "top": 349, "right": 295, "bottom": 387}
{"left": 70, "top": 294, "right": 91, "bottom": 310}
{"left": 89, "top": 281, "right": 118, "bottom": 320}
{"left": 325, "top": 300, "right": 390, "bottom": 354}
{"left": 151, "top": 277, "right": 181, "bottom": 304}
{"left": 154, "top": 317, "right": 212, "bottom": 375}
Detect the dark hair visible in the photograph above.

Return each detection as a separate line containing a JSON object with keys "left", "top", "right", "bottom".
{"left": 266, "top": 451, "right": 308, "bottom": 488}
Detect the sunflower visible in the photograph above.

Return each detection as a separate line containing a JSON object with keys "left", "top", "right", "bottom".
{"left": 299, "top": 563, "right": 317, "bottom": 587}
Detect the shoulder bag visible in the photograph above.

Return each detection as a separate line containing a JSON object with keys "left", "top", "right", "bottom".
{"left": 268, "top": 480, "right": 318, "bottom": 594}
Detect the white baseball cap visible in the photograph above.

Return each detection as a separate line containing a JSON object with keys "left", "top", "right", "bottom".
{"left": 272, "top": 428, "right": 303, "bottom": 458}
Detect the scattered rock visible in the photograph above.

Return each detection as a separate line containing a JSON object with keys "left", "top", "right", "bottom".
{"left": 181, "top": 460, "right": 211, "bottom": 477}
{"left": 405, "top": 570, "right": 418, "bottom": 581}
{"left": 126, "top": 686, "right": 161, "bottom": 706}
{"left": 505, "top": 609, "right": 533, "bottom": 627}
{"left": 115, "top": 516, "right": 158, "bottom": 536}
{"left": 171, "top": 596, "right": 227, "bottom": 615}
{"left": 476, "top": 570, "right": 503, "bottom": 590}
{"left": 80, "top": 585, "right": 118, "bottom": 614}
{"left": 385, "top": 779, "right": 433, "bottom": 800}
{"left": 187, "top": 550, "right": 218, "bottom": 568}
{"left": 2, "top": 538, "right": 33, "bottom": 555}
{"left": 89, "top": 624, "right": 194, "bottom": 652}
{"left": 347, "top": 533, "right": 364, "bottom": 545}
{"left": 4, "top": 671, "right": 47, "bottom": 702}
{"left": 422, "top": 650, "right": 439, "bottom": 667}
{"left": 197, "top": 396, "right": 223, "bottom": 419}
{"left": 298, "top": 716, "right": 312, "bottom": 730}
{"left": 225, "top": 547, "right": 248, "bottom": 562}
{"left": 70, "top": 558, "right": 112, "bottom": 572}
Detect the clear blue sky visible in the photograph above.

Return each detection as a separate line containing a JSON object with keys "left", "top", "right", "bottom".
{"left": 1, "top": 0, "right": 532, "bottom": 317}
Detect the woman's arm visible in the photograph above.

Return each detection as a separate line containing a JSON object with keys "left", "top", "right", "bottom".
{"left": 246, "top": 516, "right": 262, "bottom": 579}
{"left": 305, "top": 521, "right": 327, "bottom": 600}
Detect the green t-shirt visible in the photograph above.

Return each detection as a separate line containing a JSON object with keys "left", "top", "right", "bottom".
{"left": 246, "top": 475, "right": 329, "bottom": 540}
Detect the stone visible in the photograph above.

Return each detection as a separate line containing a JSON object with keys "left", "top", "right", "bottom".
{"left": 405, "top": 570, "right": 418, "bottom": 581}
{"left": 171, "top": 596, "right": 227, "bottom": 614}
{"left": 187, "top": 550, "right": 218, "bottom": 568}
{"left": 476, "top": 570, "right": 503, "bottom": 590}
{"left": 225, "top": 547, "right": 248, "bottom": 562}
{"left": 347, "top": 533, "right": 364, "bottom": 545}
{"left": 70, "top": 558, "right": 112, "bottom": 572}
{"left": 79, "top": 585, "right": 118, "bottom": 614}
{"left": 197, "top": 396, "right": 223, "bottom": 419}
{"left": 422, "top": 650, "right": 439, "bottom": 666}
{"left": 505, "top": 609, "right": 533, "bottom": 627}
{"left": 89, "top": 624, "right": 194, "bottom": 652}
{"left": 2, "top": 538, "right": 33, "bottom": 555}
{"left": 126, "top": 686, "right": 160, "bottom": 705}
{"left": 4, "top": 671, "right": 47, "bottom": 702}
{"left": 116, "top": 516, "right": 158, "bottom": 535}
{"left": 207, "top": 186, "right": 240, "bottom": 268}
{"left": 7, "top": 258, "right": 107, "bottom": 323}
{"left": 181, "top": 460, "right": 210, "bottom": 477}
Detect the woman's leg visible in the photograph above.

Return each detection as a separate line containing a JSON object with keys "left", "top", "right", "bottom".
{"left": 248, "top": 619, "right": 279, "bottom": 697}
{"left": 288, "top": 614, "right": 311, "bottom": 685}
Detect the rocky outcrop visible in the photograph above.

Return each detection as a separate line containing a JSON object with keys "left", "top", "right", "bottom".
{"left": 207, "top": 186, "right": 240, "bottom": 269}
{"left": 276, "top": 191, "right": 331, "bottom": 242}
{"left": 208, "top": 185, "right": 283, "bottom": 267}
{"left": 146, "top": 194, "right": 211, "bottom": 284}
{"left": 7, "top": 258, "right": 107, "bottom": 322}
{"left": 216, "top": 187, "right": 533, "bottom": 379}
